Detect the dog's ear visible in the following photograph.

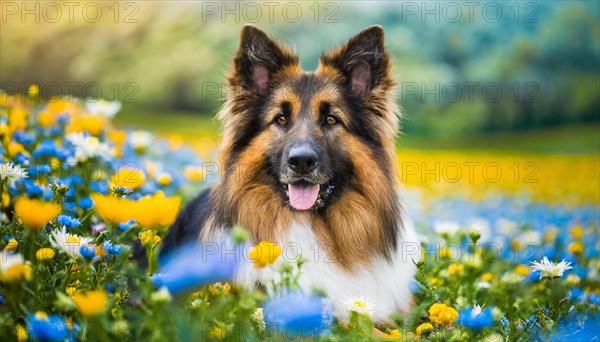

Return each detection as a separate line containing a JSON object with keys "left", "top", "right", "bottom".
{"left": 229, "top": 25, "right": 298, "bottom": 95}
{"left": 319, "top": 25, "right": 393, "bottom": 99}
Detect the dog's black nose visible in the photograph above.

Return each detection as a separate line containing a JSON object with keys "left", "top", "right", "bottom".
{"left": 288, "top": 146, "right": 318, "bottom": 174}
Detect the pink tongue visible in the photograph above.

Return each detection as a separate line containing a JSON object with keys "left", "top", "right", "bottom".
{"left": 288, "top": 183, "right": 320, "bottom": 210}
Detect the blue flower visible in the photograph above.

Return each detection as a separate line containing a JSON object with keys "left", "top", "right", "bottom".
{"left": 543, "top": 312, "right": 599, "bottom": 341}
{"left": 103, "top": 241, "right": 123, "bottom": 255}
{"left": 55, "top": 148, "right": 72, "bottom": 161}
{"left": 33, "top": 139, "right": 58, "bottom": 158}
{"left": 0, "top": 294, "right": 4, "bottom": 305}
{"left": 263, "top": 292, "right": 331, "bottom": 337}
{"left": 13, "top": 152, "right": 30, "bottom": 166}
{"left": 570, "top": 288, "right": 585, "bottom": 302}
{"left": 153, "top": 241, "right": 238, "bottom": 293}
{"left": 78, "top": 197, "right": 93, "bottom": 210}
{"left": 590, "top": 294, "right": 600, "bottom": 305}
{"left": 517, "top": 315, "right": 539, "bottom": 334}
{"left": 456, "top": 305, "right": 494, "bottom": 330}
{"left": 13, "top": 130, "right": 36, "bottom": 145}
{"left": 44, "top": 125, "right": 63, "bottom": 137}
{"left": 24, "top": 179, "right": 44, "bottom": 197}
{"left": 90, "top": 181, "right": 109, "bottom": 194}
{"left": 57, "top": 113, "right": 70, "bottom": 125}
{"left": 27, "top": 312, "right": 69, "bottom": 341}
{"left": 63, "top": 202, "right": 77, "bottom": 213}
{"left": 57, "top": 215, "right": 81, "bottom": 229}
{"left": 118, "top": 219, "right": 137, "bottom": 231}
{"left": 28, "top": 164, "right": 52, "bottom": 178}
{"left": 80, "top": 245, "right": 96, "bottom": 259}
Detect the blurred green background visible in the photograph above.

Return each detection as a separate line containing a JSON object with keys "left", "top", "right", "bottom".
{"left": 1, "top": 1, "right": 599, "bottom": 149}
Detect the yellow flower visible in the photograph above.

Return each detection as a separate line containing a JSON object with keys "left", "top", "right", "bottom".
{"left": 7, "top": 142, "right": 25, "bottom": 156}
{"left": 67, "top": 115, "right": 106, "bottom": 136}
{"left": 111, "top": 168, "right": 146, "bottom": 189}
{"left": 156, "top": 172, "right": 172, "bottom": 186}
{"left": 95, "top": 245, "right": 107, "bottom": 259}
{"left": 139, "top": 230, "right": 152, "bottom": 245}
{"left": 14, "top": 198, "right": 61, "bottom": 229}
{"left": 0, "top": 254, "right": 31, "bottom": 282}
{"left": 515, "top": 264, "right": 530, "bottom": 277}
{"left": 0, "top": 123, "right": 10, "bottom": 140}
{"left": 428, "top": 303, "right": 458, "bottom": 326}
{"left": 4, "top": 239, "right": 18, "bottom": 252}
{"left": 107, "top": 130, "right": 127, "bottom": 146}
{"left": 481, "top": 272, "right": 494, "bottom": 282}
{"left": 249, "top": 241, "right": 282, "bottom": 268}
{"left": 168, "top": 135, "right": 184, "bottom": 151}
{"left": 9, "top": 107, "right": 27, "bottom": 133}
{"left": 208, "top": 282, "right": 231, "bottom": 296}
{"left": 447, "top": 263, "right": 464, "bottom": 276}
{"left": 380, "top": 328, "right": 402, "bottom": 340}
{"left": 1, "top": 193, "right": 9, "bottom": 209}
{"left": 15, "top": 324, "right": 27, "bottom": 342}
{"left": 38, "top": 110, "right": 57, "bottom": 128}
{"left": 416, "top": 323, "right": 434, "bottom": 336}
{"left": 439, "top": 247, "right": 452, "bottom": 259}
{"left": 92, "top": 192, "right": 180, "bottom": 228}
{"left": 510, "top": 240, "right": 520, "bottom": 251}
{"left": 36, "top": 248, "right": 56, "bottom": 261}
{"left": 66, "top": 287, "right": 77, "bottom": 296}
{"left": 28, "top": 84, "right": 39, "bottom": 97}
{"left": 47, "top": 97, "right": 70, "bottom": 114}
{"left": 35, "top": 311, "right": 48, "bottom": 320}
{"left": 140, "top": 230, "right": 161, "bottom": 247}
{"left": 208, "top": 323, "right": 227, "bottom": 340}
{"left": 72, "top": 290, "right": 107, "bottom": 316}
{"left": 571, "top": 226, "right": 584, "bottom": 239}
{"left": 568, "top": 241, "right": 584, "bottom": 255}
{"left": 184, "top": 166, "right": 204, "bottom": 181}
{"left": 429, "top": 277, "right": 443, "bottom": 287}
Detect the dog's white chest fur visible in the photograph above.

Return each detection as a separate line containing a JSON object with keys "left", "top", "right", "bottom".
{"left": 234, "top": 218, "right": 421, "bottom": 320}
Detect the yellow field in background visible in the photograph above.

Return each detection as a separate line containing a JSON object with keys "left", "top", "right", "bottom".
{"left": 398, "top": 150, "right": 599, "bottom": 206}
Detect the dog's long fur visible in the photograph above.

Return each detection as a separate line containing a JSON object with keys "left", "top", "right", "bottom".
{"left": 161, "top": 25, "right": 421, "bottom": 320}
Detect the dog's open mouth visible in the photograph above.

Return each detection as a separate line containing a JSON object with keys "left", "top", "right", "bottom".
{"left": 284, "top": 181, "right": 335, "bottom": 211}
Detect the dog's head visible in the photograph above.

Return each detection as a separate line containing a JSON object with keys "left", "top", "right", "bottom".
{"left": 219, "top": 25, "right": 399, "bottom": 213}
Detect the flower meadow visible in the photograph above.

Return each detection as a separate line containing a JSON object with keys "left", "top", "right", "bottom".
{"left": 0, "top": 91, "right": 599, "bottom": 341}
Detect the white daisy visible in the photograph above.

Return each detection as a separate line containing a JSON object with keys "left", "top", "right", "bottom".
{"left": 129, "top": 131, "right": 152, "bottom": 152}
{"left": 0, "top": 162, "right": 28, "bottom": 182}
{"left": 49, "top": 226, "right": 93, "bottom": 259}
{"left": 150, "top": 286, "right": 172, "bottom": 303}
{"left": 341, "top": 296, "right": 375, "bottom": 317}
{"left": 471, "top": 304, "right": 484, "bottom": 317}
{"left": 530, "top": 257, "right": 573, "bottom": 279}
{"left": 67, "top": 133, "right": 114, "bottom": 162}
{"left": 517, "top": 230, "right": 542, "bottom": 245}
{"left": 476, "top": 281, "right": 491, "bottom": 289}
{"left": 252, "top": 308, "right": 266, "bottom": 331}
{"left": 468, "top": 217, "right": 491, "bottom": 242}
{"left": 0, "top": 251, "right": 25, "bottom": 273}
{"left": 433, "top": 220, "right": 460, "bottom": 235}
{"left": 85, "top": 99, "right": 122, "bottom": 118}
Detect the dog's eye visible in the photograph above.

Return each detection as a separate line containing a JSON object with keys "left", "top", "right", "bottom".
{"left": 325, "top": 115, "right": 338, "bottom": 125}
{"left": 275, "top": 115, "right": 288, "bottom": 126}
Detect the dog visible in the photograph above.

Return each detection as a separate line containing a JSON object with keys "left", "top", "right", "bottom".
{"left": 161, "top": 24, "right": 421, "bottom": 320}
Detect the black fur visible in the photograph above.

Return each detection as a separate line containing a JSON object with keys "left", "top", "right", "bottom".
{"left": 159, "top": 188, "right": 213, "bottom": 258}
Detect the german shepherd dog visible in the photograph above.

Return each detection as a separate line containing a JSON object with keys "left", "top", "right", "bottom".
{"left": 161, "top": 25, "right": 421, "bottom": 320}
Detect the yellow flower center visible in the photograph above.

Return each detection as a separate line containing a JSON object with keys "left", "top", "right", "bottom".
{"left": 353, "top": 300, "right": 367, "bottom": 309}
{"left": 65, "top": 235, "right": 81, "bottom": 245}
